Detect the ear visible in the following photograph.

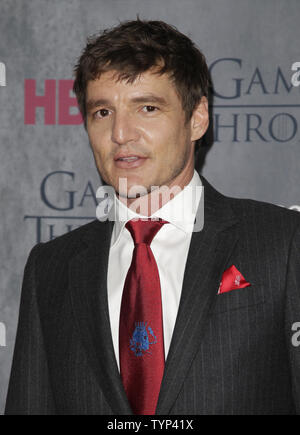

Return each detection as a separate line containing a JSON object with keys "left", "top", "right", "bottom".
{"left": 190, "top": 96, "right": 209, "bottom": 142}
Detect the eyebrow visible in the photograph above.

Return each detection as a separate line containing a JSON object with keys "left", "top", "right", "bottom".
{"left": 86, "top": 94, "right": 169, "bottom": 111}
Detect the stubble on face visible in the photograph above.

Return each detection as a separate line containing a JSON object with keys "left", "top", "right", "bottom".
{"left": 86, "top": 68, "right": 197, "bottom": 215}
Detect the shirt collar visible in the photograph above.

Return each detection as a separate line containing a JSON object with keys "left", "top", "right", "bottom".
{"left": 109, "top": 169, "right": 203, "bottom": 247}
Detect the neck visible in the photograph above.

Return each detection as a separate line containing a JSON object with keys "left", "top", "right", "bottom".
{"left": 118, "top": 160, "right": 195, "bottom": 217}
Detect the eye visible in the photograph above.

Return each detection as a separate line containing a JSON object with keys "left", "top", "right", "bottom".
{"left": 142, "top": 105, "right": 158, "bottom": 113}
{"left": 93, "top": 108, "right": 110, "bottom": 119}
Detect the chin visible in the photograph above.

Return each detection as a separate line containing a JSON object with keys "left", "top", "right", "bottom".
{"left": 127, "top": 184, "right": 150, "bottom": 198}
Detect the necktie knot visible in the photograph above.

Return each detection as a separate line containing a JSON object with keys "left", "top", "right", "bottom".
{"left": 125, "top": 218, "right": 169, "bottom": 246}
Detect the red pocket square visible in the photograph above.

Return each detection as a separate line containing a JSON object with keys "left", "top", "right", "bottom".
{"left": 218, "top": 265, "right": 251, "bottom": 294}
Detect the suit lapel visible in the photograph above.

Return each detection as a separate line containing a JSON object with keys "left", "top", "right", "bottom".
{"left": 155, "top": 175, "right": 240, "bottom": 415}
{"left": 69, "top": 218, "right": 132, "bottom": 415}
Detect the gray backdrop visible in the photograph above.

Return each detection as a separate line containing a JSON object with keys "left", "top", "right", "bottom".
{"left": 0, "top": 0, "right": 299, "bottom": 414}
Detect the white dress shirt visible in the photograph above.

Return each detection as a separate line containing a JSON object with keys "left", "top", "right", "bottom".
{"left": 107, "top": 169, "right": 203, "bottom": 370}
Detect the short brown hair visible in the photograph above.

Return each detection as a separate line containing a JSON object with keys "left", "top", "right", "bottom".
{"left": 73, "top": 18, "right": 209, "bottom": 131}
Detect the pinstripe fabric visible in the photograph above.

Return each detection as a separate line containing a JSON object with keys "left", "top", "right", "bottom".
{"left": 5, "top": 173, "right": 300, "bottom": 415}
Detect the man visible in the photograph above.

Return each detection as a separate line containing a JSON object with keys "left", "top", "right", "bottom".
{"left": 5, "top": 19, "right": 300, "bottom": 415}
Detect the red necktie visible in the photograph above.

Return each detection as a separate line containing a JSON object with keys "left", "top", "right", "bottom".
{"left": 119, "top": 218, "right": 169, "bottom": 415}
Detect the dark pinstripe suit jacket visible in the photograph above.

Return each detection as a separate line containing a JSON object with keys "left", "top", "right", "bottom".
{"left": 5, "top": 174, "right": 300, "bottom": 415}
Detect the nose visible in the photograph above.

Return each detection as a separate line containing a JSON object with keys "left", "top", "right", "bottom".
{"left": 111, "top": 111, "right": 138, "bottom": 145}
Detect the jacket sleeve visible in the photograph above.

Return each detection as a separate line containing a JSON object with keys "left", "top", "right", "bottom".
{"left": 5, "top": 244, "right": 56, "bottom": 415}
{"left": 285, "top": 223, "right": 300, "bottom": 415}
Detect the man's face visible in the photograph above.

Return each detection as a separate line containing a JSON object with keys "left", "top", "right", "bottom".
{"left": 86, "top": 68, "right": 202, "bottom": 199}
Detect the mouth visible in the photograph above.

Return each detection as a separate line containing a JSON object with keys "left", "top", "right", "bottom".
{"left": 114, "top": 156, "right": 148, "bottom": 169}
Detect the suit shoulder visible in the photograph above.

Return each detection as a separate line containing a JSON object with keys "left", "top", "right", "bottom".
{"left": 201, "top": 175, "right": 300, "bottom": 230}
{"left": 226, "top": 194, "right": 300, "bottom": 235}
{"left": 32, "top": 219, "right": 106, "bottom": 258}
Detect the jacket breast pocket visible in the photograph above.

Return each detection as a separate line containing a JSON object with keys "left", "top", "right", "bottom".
{"left": 210, "top": 283, "right": 267, "bottom": 315}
